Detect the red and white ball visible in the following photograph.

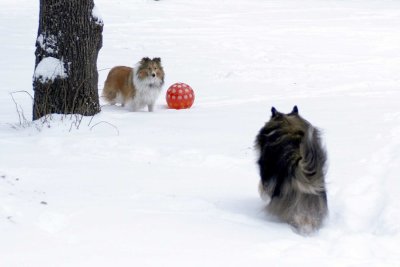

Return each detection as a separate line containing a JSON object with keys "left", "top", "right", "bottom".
{"left": 166, "top": 83, "right": 195, "bottom": 109}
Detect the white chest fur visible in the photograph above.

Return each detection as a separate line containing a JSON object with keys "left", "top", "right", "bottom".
{"left": 127, "top": 69, "right": 163, "bottom": 112}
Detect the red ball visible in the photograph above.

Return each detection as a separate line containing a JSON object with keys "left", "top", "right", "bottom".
{"left": 166, "top": 83, "right": 195, "bottom": 109}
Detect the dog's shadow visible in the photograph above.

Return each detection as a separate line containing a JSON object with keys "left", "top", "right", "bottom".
{"left": 100, "top": 103, "right": 172, "bottom": 113}
{"left": 100, "top": 104, "right": 157, "bottom": 114}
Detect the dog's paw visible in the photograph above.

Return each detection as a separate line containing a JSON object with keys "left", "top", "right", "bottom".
{"left": 258, "top": 181, "right": 271, "bottom": 205}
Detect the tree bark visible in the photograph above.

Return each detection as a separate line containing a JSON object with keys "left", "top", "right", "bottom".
{"left": 33, "top": 0, "right": 103, "bottom": 120}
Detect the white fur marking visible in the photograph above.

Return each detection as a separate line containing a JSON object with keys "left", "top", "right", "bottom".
{"left": 266, "top": 130, "right": 276, "bottom": 137}
{"left": 115, "top": 93, "right": 124, "bottom": 105}
{"left": 308, "top": 127, "right": 314, "bottom": 142}
{"left": 258, "top": 181, "right": 271, "bottom": 205}
{"left": 126, "top": 67, "right": 163, "bottom": 111}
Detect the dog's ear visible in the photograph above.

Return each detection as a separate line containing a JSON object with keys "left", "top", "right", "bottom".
{"left": 152, "top": 57, "right": 161, "bottom": 63}
{"left": 141, "top": 57, "right": 151, "bottom": 63}
{"left": 291, "top": 105, "right": 299, "bottom": 115}
{"left": 271, "top": 107, "right": 278, "bottom": 117}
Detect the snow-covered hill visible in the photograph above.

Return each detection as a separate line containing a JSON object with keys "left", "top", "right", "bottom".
{"left": 1, "top": 0, "right": 399, "bottom": 266}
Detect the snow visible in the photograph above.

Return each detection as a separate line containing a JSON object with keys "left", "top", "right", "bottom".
{"left": 36, "top": 33, "right": 58, "bottom": 54}
{"left": 34, "top": 57, "right": 68, "bottom": 82}
{"left": 1, "top": 0, "right": 400, "bottom": 266}
{"left": 92, "top": 4, "right": 103, "bottom": 26}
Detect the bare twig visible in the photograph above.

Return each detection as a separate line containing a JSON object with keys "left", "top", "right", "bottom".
{"left": 11, "top": 90, "right": 34, "bottom": 100}
{"left": 10, "top": 93, "right": 22, "bottom": 125}
{"left": 98, "top": 67, "right": 112, "bottom": 72}
{"left": 69, "top": 119, "right": 78, "bottom": 132}
{"left": 87, "top": 114, "right": 96, "bottom": 127}
{"left": 9, "top": 91, "right": 33, "bottom": 127}
{"left": 90, "top": 121, "right": 119, "bottom": 135}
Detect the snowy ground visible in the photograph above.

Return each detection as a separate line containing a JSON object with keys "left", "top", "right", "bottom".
{"left": 1, "top": 0, "right": 400, "bottom": 266}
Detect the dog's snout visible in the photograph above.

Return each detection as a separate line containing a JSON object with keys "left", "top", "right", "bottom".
{"left": 152, "top": 73, "right": 156, "bottom": 77}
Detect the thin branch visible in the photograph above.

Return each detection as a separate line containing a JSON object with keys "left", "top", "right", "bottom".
{"left": 90, "top": 121, "right": 119, "bottom": 136}
{"left": 10, "top": 90, "right": 34, "bottom": 100}
{"left": 98, "top": 67, "right": 112, "bottom": 72}
{"left": 9, "top": 93, "right": 22, "bottom": 125}
{"left": 87, "top": 114, "right": 96, "bottom": 127}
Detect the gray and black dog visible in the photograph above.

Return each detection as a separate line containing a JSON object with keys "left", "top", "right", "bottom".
{"left": 256, "top": 106, "right": 328, "bottom": 234}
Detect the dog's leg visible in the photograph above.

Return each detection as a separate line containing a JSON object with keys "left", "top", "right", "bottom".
{"left": 148, "top": 103, "right": 155, "bottom": 112}
{"left": 258, "top": 180, "right": 271, "bottom": 205}
{"left": 102, "top": 90, "right": 117, "bottom": 105}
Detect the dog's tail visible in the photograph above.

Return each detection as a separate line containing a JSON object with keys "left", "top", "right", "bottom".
{"left": 293, "top": 127, "right": 327, "bottom": 195}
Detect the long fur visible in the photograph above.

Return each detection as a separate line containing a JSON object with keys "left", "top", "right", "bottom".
{"left": 255, "top": 106, "right": 328, "bottom": 234}
{"left": 102, "top": 57, "right": 165, "bottom": 112}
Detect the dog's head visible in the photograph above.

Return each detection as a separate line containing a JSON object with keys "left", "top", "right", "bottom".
{"left": 268, "top": 106, "right": 310, "bottom": 129}
{"left": 256, "top": 106, "right": 312, "bottom": 149}
{"left": 136, "top": 57, "right": 165, "bottom": 87}
{"left": 271, "top": 105, "right": 298, "bottom": 118}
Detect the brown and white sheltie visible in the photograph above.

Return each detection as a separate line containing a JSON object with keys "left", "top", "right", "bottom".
{"left": 102, "top": 57, "right": 165, "bottom": 112}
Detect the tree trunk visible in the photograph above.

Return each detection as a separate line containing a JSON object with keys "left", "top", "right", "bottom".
{"left": 33, "top": 0, "right": 103, "bottom": 120}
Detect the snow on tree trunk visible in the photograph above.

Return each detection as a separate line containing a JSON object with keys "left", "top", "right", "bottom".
{"left": 33, "top": 0, "right": 103, "bottom": 120}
